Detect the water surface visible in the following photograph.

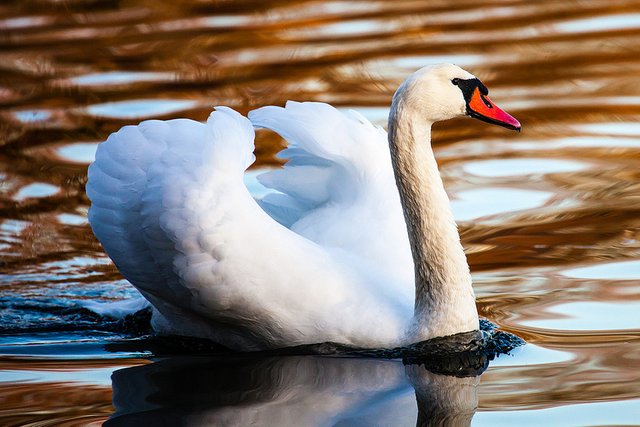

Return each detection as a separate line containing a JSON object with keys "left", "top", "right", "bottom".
{"left": 2, "top": 0, "right": 640, "bottom": 425}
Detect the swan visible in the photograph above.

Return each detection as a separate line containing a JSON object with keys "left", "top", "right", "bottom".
{"left": 87, "top": 63, "right": 520, "bottom": 351}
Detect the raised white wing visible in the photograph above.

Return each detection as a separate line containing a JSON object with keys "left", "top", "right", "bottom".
{"left": 250, "top": 101, "right": 413, "bottom": 284}
{"left": 87, "top": 107, "right": 412, "bottom": 350}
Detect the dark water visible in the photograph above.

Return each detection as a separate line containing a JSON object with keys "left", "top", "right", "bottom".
{"left": 2, "top": 0, "right": 640, "bottom": 425}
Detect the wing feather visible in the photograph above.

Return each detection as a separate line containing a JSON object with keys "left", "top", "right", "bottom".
{"left": 249, "top": 101, "right": 413, "bottom": 285}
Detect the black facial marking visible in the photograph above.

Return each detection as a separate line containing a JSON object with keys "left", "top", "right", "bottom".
{"left": 478, "top": 81, "right": 489, "bottom": 95}
{"left": 455, "top": 78, "right": 488, "bottom": 103}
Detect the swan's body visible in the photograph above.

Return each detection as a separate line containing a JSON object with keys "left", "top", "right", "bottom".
{"left": 87, "top": 64, "right": 520, "bottom": 350}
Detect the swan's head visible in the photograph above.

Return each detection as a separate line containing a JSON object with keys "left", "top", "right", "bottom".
{"left": 392, "top": 63, "right": 521, "bottom": 131}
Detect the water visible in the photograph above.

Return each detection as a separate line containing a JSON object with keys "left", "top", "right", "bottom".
{"left": 2, "top": 0, "right": 640, "bottom": 425}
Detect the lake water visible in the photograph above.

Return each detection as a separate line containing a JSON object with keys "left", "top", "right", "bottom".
{"left": 2, "top": 0, "right": 640, "bottom": 425}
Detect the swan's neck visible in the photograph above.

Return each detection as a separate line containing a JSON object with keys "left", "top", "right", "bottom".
{"left": 388, "top": 101, "right": 479, "bottom": 341}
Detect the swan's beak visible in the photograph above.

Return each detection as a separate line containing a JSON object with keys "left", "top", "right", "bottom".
{"left": 466, "top": 87, "right": 521, "bottom": 132}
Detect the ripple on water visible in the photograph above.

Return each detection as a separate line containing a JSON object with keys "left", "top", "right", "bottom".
{"left": 556, "top": 13, "right": 640, "bottom": 34}
{"left": 0, "top": 15, "right": 53, "bottom": 29}
{"left": 463, "top": 158, "right": 587, "bottom": 178}
{"left": 474, "top": 399, "right": 640, "bottom": 426}
{"left": 578, "top": 122, "right": 640, "bottom": 136}
{"left": 391, "top": 54, "right": 484, "bottom": 70}
{"left": 0, "top": 219, "right": 28, "bottom": 236}
{"left": 301, "top": 19, "right": 393, "bottom": 37}
{"left": 522, "top": 301, "right": 640, "bottom": 331}
{"left": 70, "top": 71, "right": 173, "bottom": 86}
{"left": 201, "top": 14, "right": 254, "bottom": 28}
{"left": 0, "top": 366, "right": 117, "bottom": 386}
{"left": 0, "top": 331, "right": 150, "bottom": 359}
{"left": 552, "top": 136, "right": 640, "bottom": 148}
{"left": 56, "top": 213, "right": 87, "bottom": 226}
{"left": 14, "top": 183, "right": 59, "bottom": 201}
{"left": 86, "top": 99, "right": 199, "bottom": 119}
{"left": 441, "top": 134, "right": 640, "bottom": 159}
{"left": 562, "top": 260, "right": 640, "bottom": 280}
{"left": 487, "top": 343, "right": 573, "bottom": 368}
{"left": 451, "top": 187, "right": 553, "bottom": 221}
{"left": 13, "top": 110, "right": 51, "bottom": 123}
{"left": 55, "top": 142, "right": 98, "bottom": 164}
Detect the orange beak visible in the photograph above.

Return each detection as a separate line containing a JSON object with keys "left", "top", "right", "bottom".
{"left": 467, "top": 87, "right": 521, "bottom": 131}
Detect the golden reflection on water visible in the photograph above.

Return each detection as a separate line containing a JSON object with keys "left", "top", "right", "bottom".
{"left": 0, "top": 357, "right": 149, "bottom": 426}
{"left": 2, "top": 0, "right": 640, "bottom": 425}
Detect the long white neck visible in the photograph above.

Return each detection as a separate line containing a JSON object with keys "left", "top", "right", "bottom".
{"left": 388, "top": 97, "right": 479, "bottom": 341}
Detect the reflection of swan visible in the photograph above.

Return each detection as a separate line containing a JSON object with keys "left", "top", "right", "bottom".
{"left": 105, "top": 354, "right": 483, "bottom": 426}
{"left": 407, "top": 364, "right": 479, "bottom": 426}
{"left": 87, "top": 64, "right": 520, "bottom": 350}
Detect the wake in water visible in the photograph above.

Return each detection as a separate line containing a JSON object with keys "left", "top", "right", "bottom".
{"left": 0, "top": 295, "right": 151, "bottom": 335}
{"left": 0, "top": 290, "right": 523, "bottom": 374}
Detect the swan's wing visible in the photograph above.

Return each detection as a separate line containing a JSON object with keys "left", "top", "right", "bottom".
{"left": 249, "top": 101, "right": 413, "bottom": 283}
{"left": 87, "top": 107, "right": 410, "bottom": 349}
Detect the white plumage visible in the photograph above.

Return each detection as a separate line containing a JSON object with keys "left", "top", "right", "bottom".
{"left": 87, "top": 64, "right": 520, "bottom": 350}
{"left": 88, "top": 103, "right": 414, "bottom": 350}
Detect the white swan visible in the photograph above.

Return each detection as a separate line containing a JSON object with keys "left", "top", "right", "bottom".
{"left": 87, "top": 64, "right": 520, "bottom": 351}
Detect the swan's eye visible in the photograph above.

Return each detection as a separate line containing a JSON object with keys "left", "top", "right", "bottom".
{"left": 451, "top": 78, "right": 460, "bottom": 86}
